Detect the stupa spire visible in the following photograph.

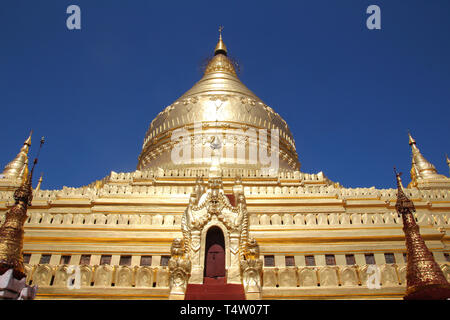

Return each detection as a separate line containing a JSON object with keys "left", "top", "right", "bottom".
{"left": 394, "top": 167, "right": 450, "bottom": 300}
{"left": 203, "top": 26, "right": 236, "bottom": 76}
{"left": 1, "top": 131, "right": 32, "bottom": 180}
{"left": 0, "top": 136, "right": 44, "bottom": 280}
{"left": 35, "top": 173, "right": 43, "bottom": 192}
{"left": 214, "top": 25, "right": 227, "bottom": 56}
{"left": 408, "top": 132, "right": 445, "bottom": 186}
{"left": 407, "top": 132, "right": 416, "bottom": 146}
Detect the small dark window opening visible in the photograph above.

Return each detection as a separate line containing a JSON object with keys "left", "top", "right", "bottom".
{"left": 384, "top": 253, "right": 396, "bottom": 264}
{"left": 325, "top": 254, "right": 336, "bottom": 266}
{"left": 264, "top": 255, "right": 275, "bottom": 267}
{"left": 80, "top": 254, "right": 91, "bottom": 265}
{"left": 60, "top": 255, "right": 71, "bottom": 265}
{"left": 160, "top": 256, "right": 170, "bottom": 266}
{"left": 365, "top": 253, "right": 375, "bottom": 265}
{"left": 305, "top": 255, "right": 316, "bottom": 266}
{"left": 345, "top": 254, "right": 356, "bottom": 265}
{"left": 40, "top": 254, "right": 51, "bottom": 264}
{"left": 100, "top": 255, "right": 112, "bottom": 265}
{"left": 120, "top": 255, "right": 132, "bottom": 266}
{"left": 140, "top": 255, "right": 152, "bottom": 266}
{"left": 285, "top": 256, "right": 295, "bottom": 267}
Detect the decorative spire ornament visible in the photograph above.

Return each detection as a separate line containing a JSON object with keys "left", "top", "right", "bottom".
{"left": 35, "top": 173, "right": 43, "bottom": 192}
{"left": 214, "top": 25, "right": 227, "bottom": 56}
{"left": 408, "top": 132, "right": 446, "bottom": 186}
{"left": 0, "top": 136, "right": 44, "bottom": 280}
{"left": 204, "top": 27, "right": 236, "bottom": 76}
{"left": 394, "top": 167, "right": 450, "bottom": 300}
{"left": 1, "top": 131, "right": 32, "bottom": 180}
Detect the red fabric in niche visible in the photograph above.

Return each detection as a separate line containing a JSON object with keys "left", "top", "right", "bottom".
{"left": 185, "top": 277, "right": 246, "bottom": 300}
{"left": 204, "top": 243, "right": 225, "bottom": 278}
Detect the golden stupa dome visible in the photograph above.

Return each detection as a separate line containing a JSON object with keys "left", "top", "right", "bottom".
{"left": 138, "top": 33, "right": 300, "bottom": 172}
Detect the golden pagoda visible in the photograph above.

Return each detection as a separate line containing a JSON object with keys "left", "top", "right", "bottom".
{"left": 0, "top": 33, "right": 449, "bottom": 300}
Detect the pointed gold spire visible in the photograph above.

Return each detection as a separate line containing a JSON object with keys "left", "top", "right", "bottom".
{"left": 408, "top": 132, "right": 416, "bottom": 146}
{"left": 35, "top": 173, "right": 43, "bottom": 192}
{"left": 407, "top": 132, "right": 445, "bottom": 187}
{"left": 0, "top": 136, "right": 44, "bottom": 280}
{"left": 394, "top": 168, "right": 415, "bottom": 213}
{"left": 393, "top": 168, "right": 450, "bottom": 300}
{"left": 214, "top": 26, "right": 227, "bottom": 56}
{"left": 203, "top": 26, "right": 236, "bottom": 76}
{"left": 24, "top": 131, "right": 32, "bottom": 147}
{"left": 2, "top": 131, "right": 33, "bottom": 180}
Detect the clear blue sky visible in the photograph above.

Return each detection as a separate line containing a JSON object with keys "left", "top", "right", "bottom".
{"left": 1, "top": 0, "right": 449, "bottom": 190}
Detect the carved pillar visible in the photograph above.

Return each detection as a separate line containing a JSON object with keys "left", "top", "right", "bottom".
{"left": 227, "top": 232, "right": 241, "bottom": 284}
{"left": 240, "top": 238, "right": 263, "bottom": 300}
{"left": 168, "top": 238, "right": 191, "bottom": 300}
{"left": 189, "top": 230, "right": 203, "bottom": 284}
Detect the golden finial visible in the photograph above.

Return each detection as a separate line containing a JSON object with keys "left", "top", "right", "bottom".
{"left": 203, "top": 26, "right": 237, "bottom": 75}
{"left": 2, "top": 132, "right": 33, "bottom": 180}
{"left": 214, "top": 25, "right": 227, "bottom": 56}
{"left": 394, "top": 167, "right": 415, "bottom": 213}
{"left": 35, "top": 173, "right": 43, "bottom": 192}
{"left": 408, "top": 131, "right": 416, "bottom": 146}
{"left": 394, "top": 167, "right": 404, "bottom": 190}
{"left": 24, "top": 130, "right": 33, "bottom": 146}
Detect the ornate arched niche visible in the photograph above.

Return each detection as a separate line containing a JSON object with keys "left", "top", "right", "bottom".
{"left": 168, "top": 176, "right": 261, "bottom": 289}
